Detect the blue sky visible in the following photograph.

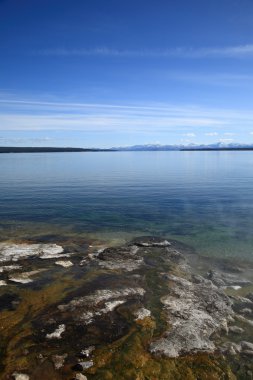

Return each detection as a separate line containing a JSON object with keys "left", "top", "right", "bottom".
{"left": 1, "top": 0, "right": 253, "bottom": 147}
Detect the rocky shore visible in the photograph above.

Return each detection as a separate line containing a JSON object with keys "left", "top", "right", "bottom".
{"left": 0, "top": 237, "right": 253, "bottom": 379}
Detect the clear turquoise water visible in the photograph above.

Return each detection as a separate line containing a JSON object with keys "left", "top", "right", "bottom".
{"left": 1, "top": 151, "right": 253, "bottom": 260}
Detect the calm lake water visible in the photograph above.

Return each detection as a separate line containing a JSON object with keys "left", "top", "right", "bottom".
{"left": 1, "top": 151, "right": 253, "bottom": 260}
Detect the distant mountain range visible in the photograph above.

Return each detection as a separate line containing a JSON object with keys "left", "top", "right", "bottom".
{"left": 114, "top": 142, "right": 253, "bottom": 151}
{"left": 0, "top": 147, "right": 114, "bottom": 153}
{"left": 1, "top": 143, "right": 253, "bottom": 154}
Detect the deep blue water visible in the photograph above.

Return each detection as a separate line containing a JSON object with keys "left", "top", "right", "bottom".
{"left": 1, "top": 151, "right": 253, "bottom": 259}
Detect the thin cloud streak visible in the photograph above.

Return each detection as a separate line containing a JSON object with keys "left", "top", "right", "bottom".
{"left": 1, "top": 97, "right": 253, "bottom": 136}
{"left": 36, "top": 44, "right": 253, "bottom": 59}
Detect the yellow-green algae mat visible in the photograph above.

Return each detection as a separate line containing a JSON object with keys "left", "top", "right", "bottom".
{"left": 0, "top": 237, "right": 252, "bottom": 380}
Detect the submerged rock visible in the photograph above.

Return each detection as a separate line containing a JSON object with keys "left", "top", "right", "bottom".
{"left": 0, "top": 243, "right": 68, "bottom": 263}
{"left": 73, "top": 360, "right": 93, "bottom": 371}
{"left": 51, "top": 353, "right": 67, "bottom": 370}
{"left": 46, "top": 324, "right": 66, "bottom": 339}
{"left": 74, "top": 374, "right": 88, "bottom": 380}
{"left": 0, "top": 280, "right": 7, "bottom": 286}
{"left": 58, "top": 287, "right": 145, "bottom": 325}
{"left": 12, "top": 373, "right": 30, "bottom": 380}
{"left": 220, "top": 341, "right": 241, "bottom": 355}
{"left": 55, "top": 260, "right": 73, "bottom": 268}
{"left": 229, "top": 325, "right": 244, "bottom": 334}
{"left": 9, "top": 269, "right": 45, "bottom": 284}
{"left": 95, "top": 245, "right": 143, "bottom": 271}
{"left": 150, "top": 273, "right": 233, "bottom": 357}
{"left": 0, "top": 265, "right": 21, "bottom": 273}
{"left": 241, "top": 341, "right": 253, "bottom": 351}
{"left": 132, "top": 236, "right": 171, "bottom": 247}
{"left": 3, "top": 236, "right": 252, "bottom": 379}
{"left": 207, "top": 270, "right": 251, "bottom": 288}
{"left": 134, "top": 307, "right": 151, "bottom": 321}
{"left": 79, "top": 346, "right": 95, "bottom": 358}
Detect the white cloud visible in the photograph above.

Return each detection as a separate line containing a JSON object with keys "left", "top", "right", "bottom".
{"left": 0, "top": 98, "right": 227, "bottom": 132}
{"left": 164, "top": 72, "right": 253, "bottom": 87}
{"left": 0, "top": 97, "right": 253, "bottom": 139}
{"left": 219, "top": 138, "right": 234, "bottom": 143}
{"left": 37, "top": 44, "right": 253, "bottom": 59}
{"left": 205, "top": 132, "right": 218, "bottom": 136}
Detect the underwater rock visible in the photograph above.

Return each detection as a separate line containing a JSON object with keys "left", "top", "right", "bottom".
{"left": 51, "top": 353, "right": 67, "bottom": 370}
{"left": 242, "top": 350, "right": 253, "bottom": 357}
{"left": 74, "top": 374, "right": 88, "bottom": 380}
{"left": 220, "top": 341, "right": 241, "bottom": 355}
{"left": 96, "top": 245, "right": 143, "bottom": 271}
{"left": 240, "top": 308, "right": 252, "bottom": 316}
{"left": 58, "top": 287, "right": 145, "bottom": 324}
{"left": 241, "top": 341, "right": 253, "bottom": 351}
{"left": 0, "top": 280, "right": 7, "bottom": 286}
{"left": 150, "top": 273, "right": 233, "bottom": 357}
{"left": 9, "top": 269, "right": 45, "bottom": 284}
{"left": 132, "top": 236, "right": 171, "bottom": 247}
{"left": 246, "top": 292, "right": 253, "bottom": 302}
{"left": 79, "top": 346, "right": 95, "bottom": 358}
{"left": 0, "top": 265, "right": 21, "bottom": 273}
{"left": 134, "top": 307, "right": 151, "bottom": 321}
{"left": 55, "top": 260, "right": 73, "bottom": 268}
{"left": 229, "top": 325, "right": 244, "bottom": 334}
{"left": 0, "top": 243, "right": 67, "bottom": 262}
{"left": 236, "top": 314, "right": 253, "bottom": 326}
{"left": 12, "top": 373, "right": 30, "bottom": 380}
{"left": 207, "top": 270, "right": 251, "bottom": 288}
{"left": 46, "top": 324, "right": 66, "bottom": 339}
{"left": 75, "top": 361, "right": 93, "bottom": 370}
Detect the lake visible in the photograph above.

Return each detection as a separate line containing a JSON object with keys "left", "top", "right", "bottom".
{"left": 1, "top": 151, "right": 253, "bottom": 261}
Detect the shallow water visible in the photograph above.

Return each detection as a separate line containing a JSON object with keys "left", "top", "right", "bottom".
{"left": 1, "top": 151, "right": 253, "bottom": 260}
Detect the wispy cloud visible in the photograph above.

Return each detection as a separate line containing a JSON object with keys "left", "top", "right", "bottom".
{"left": 205, "top": 132, "right": 218, "bottom": 136}
{"left": 0, "top": 137, "right": 53, "bottom": 143}
{"left": 36, "top": 44, "right": 253, "bottom": 59}
{"left": 164, "top": 72, "right": 253, "bottom": 87}
{"left": 219, "top": 138, "right": 234, "bottom": 143}
{"left": 0, "top": 97, "right": 253, "bottom": 139}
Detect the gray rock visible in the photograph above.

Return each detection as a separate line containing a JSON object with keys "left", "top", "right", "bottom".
{"left": 150, "top": 273, "right": 233, "bottom": 357}
{"left": 80, "top": 346, "right": 95, "bottom": 358}
{"left": 12, "top": 373, "right": 30, "bottom": 380}
{"left": 134, "top": 308, "right": 151, "bottom": 320}
{"left": 229, "top": 325, "right": 244, "bottom": 334}
{"left": 9, "top": 269, "right": 45, "bottom": 284}
{"left": 51, "top": 354, "right": 67, "bottom": 370}
{"left": 241, "top": 341, "right": 253, "bottom": 351}
{"left": 46, "top": 324, "right": 66, "bottom": 339}
{"left": 220, "top": 342, "right": 241, "bottom": 355}
{"left": 78, "top": 361, "right": 93, "bottom": 370}
{"left": 76, "top": 375, "right": 87, "bottom": 380}
{"left": 0, "top": 243, "right": 66, "bottom": 263}
{"left": 72, "top": 361, "right": 93, "bottom": 371}
{"left": 242, "top": 350, "right": 253, "bottom": 357}
{"left": 58, "top": 287, "right": 145, "bottom": 325}
{"left": 95, "top": 245, "right": 143, "bottom": 271}
{"left": 75, "top": 374, "right": 88, "bottom": 380}
{"left": 239, "top": 308, "right": 252, "bottom": 316}
{"left": 135, "top": 240, "right": 171, "bottom": 247}
{"left": 246, "top": 292, "right": 253, "bottom": 302}
{"left": 236, "top": 315, "right": 253, "bottom": 327}
{"left": 207, "top": 270, "right": 251, "bottom": 288}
